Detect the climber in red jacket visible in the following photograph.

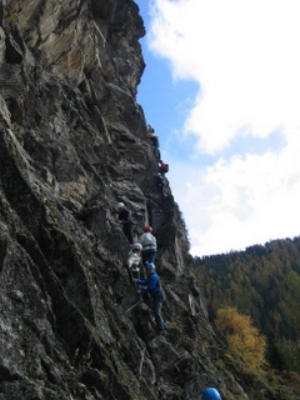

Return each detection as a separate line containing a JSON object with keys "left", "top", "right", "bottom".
{"left": 158, "top": 160, "right": 169, "bottom": 176}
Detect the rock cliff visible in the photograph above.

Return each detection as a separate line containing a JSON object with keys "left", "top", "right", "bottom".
{"left": 0, "top": 1, "right": 252, "bottom": 399}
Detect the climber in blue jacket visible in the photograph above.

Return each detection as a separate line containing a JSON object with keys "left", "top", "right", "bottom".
{"left": 132, "top": 262, "right": 166, "bottom": 335}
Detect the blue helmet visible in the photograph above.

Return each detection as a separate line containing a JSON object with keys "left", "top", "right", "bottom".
{"left": 202, "top": 388, "right": 222, "bottom": 400}
{"left": 146, "top": 262, "right": 155, "bottom": 270}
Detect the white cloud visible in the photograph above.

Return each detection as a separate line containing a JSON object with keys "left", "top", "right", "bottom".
{"left": 149, "top": 0, "right": 300, "bottom": 153}
{"left": 168, "top": 130, "right": 300, "bottom": 256}
{"left": 146, "top": 0, "right": 300, "bottom": 256}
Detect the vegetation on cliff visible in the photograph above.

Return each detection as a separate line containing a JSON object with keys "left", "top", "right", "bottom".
{"left": 195, "top": 236, "right": 300, "bottom": 394}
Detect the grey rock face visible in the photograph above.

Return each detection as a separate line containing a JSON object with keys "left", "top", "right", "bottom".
{"left": 0, "top": 1, "right": 249, "bottom": 399}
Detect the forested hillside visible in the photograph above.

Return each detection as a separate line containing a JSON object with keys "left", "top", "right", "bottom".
{"left": 195, "top": 236, "right": 300, "bottom": 374}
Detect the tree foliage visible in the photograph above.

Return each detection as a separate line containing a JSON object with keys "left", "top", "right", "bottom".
{"left": 215, "top": 307, "right": 266, "bottom": 369}
{"left": 194, "top": 236, "right": 300, "bottom": 373}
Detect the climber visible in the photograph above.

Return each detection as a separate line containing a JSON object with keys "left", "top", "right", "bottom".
{"left": 132, "top": 262, "right": 166, "bottom": 335}
{"left": 154, "top": 172, "right": 167, "bottom": 195}
{"left": 125, "top": 242, "right": 142, "bottom": 281}
{"left": 147, "top": 127, "right": 160, "bottom": 160}
{"left": 117, "top": 202, "right": 134, "bottom": 244}
{"left": 158, "top": 160, "right": 169, "bottom": 177}
{"left": 138, "top": 226, "right": 157, "bottom": 265}
{"left": 147, "top": 124, "right": 155, "bottom": 133}
{"left": 202, "top": 387, "right": 222, "bottom": 400}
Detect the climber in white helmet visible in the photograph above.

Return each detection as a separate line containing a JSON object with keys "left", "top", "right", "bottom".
{"left": 125, "top": 242, "right": 142, "bottom": 282}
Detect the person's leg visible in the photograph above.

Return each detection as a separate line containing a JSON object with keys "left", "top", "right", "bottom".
{"left": 153, "top": 296, "right": 165, "bottom": 332}
{"left": 154, "top": 174, "right": 160, "bottom": 186}
{"left": 124, "top": 224, "right": 133, "bottom": 244}
{"left": 128, "top": 227, "right": 134, "bottom": 244}
{"left": 142, "top": 249, "right": 153, "bottom": 265}
{"left": 132, "top": 268, "right": 140, "bottom": 280}
{"left": 156, "top": 148, "right": 161, "bottom": 161}
{"left": 148, "top": 249, "right": 156, "bottom": 263}
{"left": 142, "top": 250, "right": 148, "bottom": 265}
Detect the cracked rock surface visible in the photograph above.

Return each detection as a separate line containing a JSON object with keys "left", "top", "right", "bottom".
{"left": 0, "top": 1, "right": 251, "bottom": 399}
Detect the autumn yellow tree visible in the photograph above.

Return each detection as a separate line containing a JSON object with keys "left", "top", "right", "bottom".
{"left": 215, "top": 307, "right": 266, "bottom": 369}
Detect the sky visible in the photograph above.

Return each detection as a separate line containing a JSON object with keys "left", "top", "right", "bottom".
{"left": 134, "top": 0, "right": 300, "bottom": 258}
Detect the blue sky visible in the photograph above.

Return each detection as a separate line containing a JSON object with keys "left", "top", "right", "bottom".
{"left": 136, "top": 3, "right": 199, "bottom": 162}
{"left": 135, "top": 0, "right": 300, "bottom": 257}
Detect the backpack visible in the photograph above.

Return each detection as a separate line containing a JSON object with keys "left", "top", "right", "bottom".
{"left": 160, "top": 163, "right": 169, "bottom": 173}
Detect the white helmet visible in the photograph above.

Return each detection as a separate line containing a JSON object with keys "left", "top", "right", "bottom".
{"left": 132, "top": 243, "right": 142, "bottom": 251}
{"left": 117, "top": 202, "right": 125, "bottom": 209}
